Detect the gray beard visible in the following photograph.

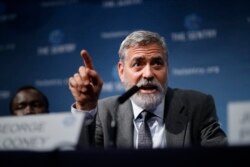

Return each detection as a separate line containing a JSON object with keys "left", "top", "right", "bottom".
{"left": 124, "top": 79, "right": 167, "bottom": 111}
{"left": 131, "top": 91, "right": 164, "bottom": 111}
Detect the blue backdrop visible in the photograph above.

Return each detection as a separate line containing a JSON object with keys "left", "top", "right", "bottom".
{"left": 0, "top": 0, "right": 250, "bottom": 135}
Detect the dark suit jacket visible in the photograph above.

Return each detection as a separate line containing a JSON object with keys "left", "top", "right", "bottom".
{"left": 84, "top": 87, "right": 227, "bottom": 148}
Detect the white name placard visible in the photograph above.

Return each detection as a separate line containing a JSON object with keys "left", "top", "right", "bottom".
{"left": 0, "top": 112, "right": 85, "bottom": 151}
{"left": 228, "top": 101, "right": 250, "bottom": 146}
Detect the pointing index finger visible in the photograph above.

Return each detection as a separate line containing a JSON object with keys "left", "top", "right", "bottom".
{"left": 80, "top": 50, "right": 95, "bottom": 70}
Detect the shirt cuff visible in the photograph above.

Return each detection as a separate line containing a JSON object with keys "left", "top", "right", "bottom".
{"left": 71, "top": 103, "right": 97, "bottom": 123}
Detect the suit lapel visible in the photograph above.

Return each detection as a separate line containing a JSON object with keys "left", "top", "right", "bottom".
{"left": 164, "top": 88, "right": 189, "bottom": 147}
{"left": 116, "top": 100, "right": 134, "bottom": 148}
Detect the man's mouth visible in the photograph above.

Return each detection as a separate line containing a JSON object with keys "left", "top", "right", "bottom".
{"left": 139, "top": 84, "right": 158, "bottom": 93}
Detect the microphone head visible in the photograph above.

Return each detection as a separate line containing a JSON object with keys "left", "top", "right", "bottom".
{"left": 117, "top": 85, "right": 140, "bottom": 104}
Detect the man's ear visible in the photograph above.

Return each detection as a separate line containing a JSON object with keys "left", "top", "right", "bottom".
{"left": 118, "top": 62, "right": 124, "bottom": 82}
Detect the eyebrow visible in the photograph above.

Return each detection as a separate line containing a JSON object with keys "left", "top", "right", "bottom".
{"left": 131, "top": 54, "right": 164, "bottom": 60}
{"left": 131, "top": 56, "right": 144, "bottom": 61}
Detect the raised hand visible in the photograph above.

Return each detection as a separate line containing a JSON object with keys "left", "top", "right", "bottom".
{"left": 68, "top": 50, "right": 103, "bottom": 110}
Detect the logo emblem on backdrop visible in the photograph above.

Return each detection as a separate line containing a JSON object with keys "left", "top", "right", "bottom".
{"left": 37, "top": 29, "right": 76, "bottom": 56}
{"left": 102, "top": 64, "right": 124, "bottom": 93}
{"left": 112, "top": 64, "right": 120, "bottom": 81}
{"left": 171, "top": 13, "right": 217, "bottom": 42}
{"left": 184, "top": 13, "right": 202, "bottom": 31}
{"left": 49, "top": 29, "right": 64, "bottom": 45}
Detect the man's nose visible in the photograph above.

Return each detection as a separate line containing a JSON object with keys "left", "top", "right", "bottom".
{"left": 143, "top": 65, "right": 154, "bottom": 80}
{"left": 23, "top": 105, "right": 32, "bottom": 115}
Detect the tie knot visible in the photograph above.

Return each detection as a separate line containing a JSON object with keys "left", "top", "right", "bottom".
{"left": 139, "top": 110, "right": 153, "bottom": 121}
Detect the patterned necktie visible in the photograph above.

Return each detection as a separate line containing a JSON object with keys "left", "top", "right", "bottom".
{"left": 138, "top": 110, "right": 153, "bottom": 149}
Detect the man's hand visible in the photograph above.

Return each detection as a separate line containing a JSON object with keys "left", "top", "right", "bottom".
{"left": 68, "top": 50, "right": 103, "bottom": 110}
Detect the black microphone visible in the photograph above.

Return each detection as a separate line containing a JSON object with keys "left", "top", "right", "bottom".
{"left": 117, "top": 85, "right": 140, "bottom": 104}
{"left": 109, "top": 85, "right": 140, "bottom": 147}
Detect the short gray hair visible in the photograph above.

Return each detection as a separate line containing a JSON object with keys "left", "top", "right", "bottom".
{"left": 118, "top": 30, "right": 168, "bottom": 62}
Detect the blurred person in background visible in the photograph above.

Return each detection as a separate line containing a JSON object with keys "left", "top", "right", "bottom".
{"left": 9, "top": 85, "right": 49, "bottom": 116}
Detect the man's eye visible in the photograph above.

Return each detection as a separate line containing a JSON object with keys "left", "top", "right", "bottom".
{"left": 31, "top": 102, "right": 43, "bottom": 108}
{"left": 17, "top": 104, "right": 26, "bottom": 109}
{"left": 132, "top": 62, "right": 142, "bottom": 67}
{"left": 152, "top": 59, "right": 164, "bottom": 66}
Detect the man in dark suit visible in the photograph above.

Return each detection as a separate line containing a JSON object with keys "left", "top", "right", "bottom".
{"left": 68, "top": 30, "right": 227, "bottom": 148}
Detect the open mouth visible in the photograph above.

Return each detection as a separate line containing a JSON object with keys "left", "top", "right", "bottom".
{"left": 140, "top": 84, "right": 158, "bottom": 93}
